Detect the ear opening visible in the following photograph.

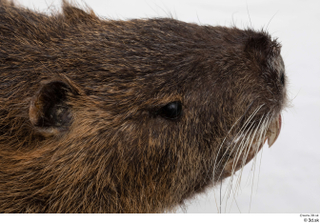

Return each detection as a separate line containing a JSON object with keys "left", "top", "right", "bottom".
{"left": 29, "top": 81, "right": 74, "bottom": 136}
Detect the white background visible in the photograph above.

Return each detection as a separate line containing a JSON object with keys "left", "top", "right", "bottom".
{"left": 16, "top": 0, "right": 320, "bottom": 213}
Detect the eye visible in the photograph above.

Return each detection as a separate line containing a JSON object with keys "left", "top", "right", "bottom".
{"left": 280, "top": 71, "right": 285, "bottom": 86}
{"left": 158, "top": 101, "right": 182, "bottom": 120}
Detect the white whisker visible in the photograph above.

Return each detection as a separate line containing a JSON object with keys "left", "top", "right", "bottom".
{"left": 247, "top": 115, "right": 269, "bottom": 211}
{"left": 217, "top": 105, "right": 265, "bottom": 209}
{"left": 214, "top": 104, "right": 265, "bottom": 182}
{"left": 215, "top": 104, "right": 275, "bottom": 213}
{"left": 248, "top": 113, "right": 272, "bottom": 211}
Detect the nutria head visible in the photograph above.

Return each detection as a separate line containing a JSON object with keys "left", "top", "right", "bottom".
{"left": 0, "top": 1, "right": 287, "bottom": 212}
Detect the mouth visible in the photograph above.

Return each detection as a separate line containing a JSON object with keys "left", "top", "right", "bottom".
{"left": 220, "top": 114, "right": 282, "bottom": 180}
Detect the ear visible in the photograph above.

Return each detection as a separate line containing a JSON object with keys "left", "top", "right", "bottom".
{"left": 29, "top": 81, "right": 75, "bottom": 136}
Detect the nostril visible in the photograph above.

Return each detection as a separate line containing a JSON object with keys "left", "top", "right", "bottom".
{"left": 280, "top": 72, "right": 285, "bottom": 86}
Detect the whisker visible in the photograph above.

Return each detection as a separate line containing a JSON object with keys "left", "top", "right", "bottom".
{"left": 248, "top": 113, "right": 272, "bottom": 211}
{"left": 213, "top": 115, "right": 243, "bottom": 176}
{"left": 241, "top": 115, "right": 267, "bottom": 180}
{"left": 225, "top": 121, "right": 261, "bottom": 212}
{"left": 247, "top": 116, "right": 269, "bottom": 211}
{"left": 265, "top": 11, "right": 279, "bottom": 31}
{"left": 214, "top": 104, "right": 264, "bottom": 212}
{"left": 213, "top": 102, "right": 261, "bottom": 168}
{"left": 233, "top": 122, "right": 256, "bottom": 190}
{"left": 214, "top": 104, "right": 265, "bottom": 181}
{"left": 224, "top": 105, "right": 265, "bottom": 177}
{"left": 218, "top": 106, "right": 273, "bottom": 213}
{"left": 232, "top": 112, "right": 271, "bottom": 212}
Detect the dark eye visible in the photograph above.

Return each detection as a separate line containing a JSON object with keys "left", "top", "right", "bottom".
{"left": 158, "top": 101, "right": 182, "bottom": 120}
{"left": 280, "top": 71, "right": 285, "bottom": 86}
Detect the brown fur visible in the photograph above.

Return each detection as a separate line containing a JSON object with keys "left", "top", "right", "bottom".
{"left": 0, "top": 0, "right": 287, "bottom": 212}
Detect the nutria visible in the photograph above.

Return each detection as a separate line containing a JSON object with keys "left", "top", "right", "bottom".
{"left": 0, "top": 0, "right": 287, "bottom": 213}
